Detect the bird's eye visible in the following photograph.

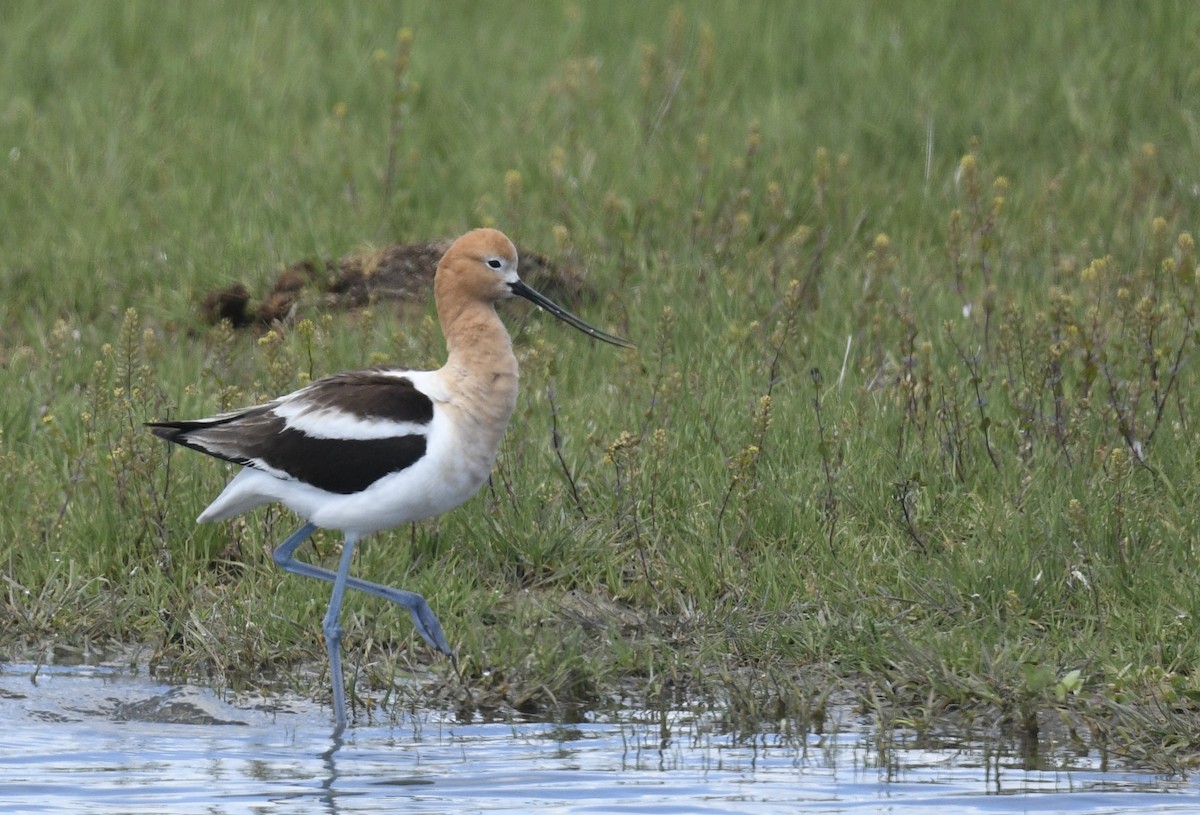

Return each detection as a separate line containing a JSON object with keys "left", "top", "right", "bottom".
{"left": 487, "top": 258, "right": 503, "bottom": 269}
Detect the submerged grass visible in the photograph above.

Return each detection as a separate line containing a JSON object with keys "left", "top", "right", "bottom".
{"left": 2, "top": 1, "right": 1200, "bottom": 771}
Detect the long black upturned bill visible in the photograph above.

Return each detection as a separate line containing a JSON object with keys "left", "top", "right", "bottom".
{"left": 510, "top": 280, "right": 633, "bottom": 348}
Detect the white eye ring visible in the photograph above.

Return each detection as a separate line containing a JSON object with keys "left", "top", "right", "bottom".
{"left": 487, "top": 258, "right": 503, "bottom": 269}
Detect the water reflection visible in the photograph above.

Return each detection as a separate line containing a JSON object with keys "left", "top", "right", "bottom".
{"left": 319, "top": 734, "right": 341, "bottom": 814}
{"left": 0, "top": 663, "right": 1195, "bottom": 814}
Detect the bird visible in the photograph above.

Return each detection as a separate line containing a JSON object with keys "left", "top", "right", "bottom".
{"left": 148, "top": 228, "right": 631, "bottom": 730}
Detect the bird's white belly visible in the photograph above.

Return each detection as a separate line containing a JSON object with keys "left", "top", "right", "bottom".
{"left": 303, "top": 446, "right": 492, "bottom": 533}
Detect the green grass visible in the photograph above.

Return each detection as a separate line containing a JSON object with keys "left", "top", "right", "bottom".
{"left": 3, "top": 0, "right": 1200, "bottom": 769}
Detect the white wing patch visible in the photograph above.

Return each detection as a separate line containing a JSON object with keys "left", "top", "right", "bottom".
{"left": 273, "top": 401, "right": 430, "bottom": 441}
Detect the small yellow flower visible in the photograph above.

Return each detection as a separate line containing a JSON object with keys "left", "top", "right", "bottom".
{"left": 814, "top": 146, "right": 830, "bottom": 177}
{"left": 552, "top": 224, "right": 570, "bottom": 251}
{"left": 548, "top": 146, "right": 566, "bottom": 180}
{"left": 604, "top": 430, "right": 638, "bottom": 464}
{"left": 744, "top": 120, "right": 762, "bottom": 156}
{"left": 504, "top": 169, "right": 522, "bottom": 203}
{"left": 787, "top": 225, "right": 812, "bottom": 247}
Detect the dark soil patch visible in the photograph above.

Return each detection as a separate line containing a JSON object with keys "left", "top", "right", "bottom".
{"left": 201, "top": 241, "right": 589, "bottom": 329}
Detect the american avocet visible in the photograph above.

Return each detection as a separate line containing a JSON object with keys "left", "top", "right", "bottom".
{"left": 149, "top": 228, "right": 631, "bottom": 729}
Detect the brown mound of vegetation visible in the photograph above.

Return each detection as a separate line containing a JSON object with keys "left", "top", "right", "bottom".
{"left": 201, "top": 241, "right": 588, "bottom": 329}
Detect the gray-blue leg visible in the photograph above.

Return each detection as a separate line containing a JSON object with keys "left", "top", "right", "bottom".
{"left": 323, "top": 533, "right": 357, "bottom": 730}
{"left": 272, "top": 523, "right": 453, "bottom": 656}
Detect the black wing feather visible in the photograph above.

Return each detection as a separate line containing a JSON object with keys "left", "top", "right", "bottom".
{"left": 148, "top": 370, "right": 433, "bottom": 494}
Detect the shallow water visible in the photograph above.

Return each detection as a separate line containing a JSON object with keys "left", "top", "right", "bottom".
{"left": 0, "top": 664, "right": 1196, "bottom": 814}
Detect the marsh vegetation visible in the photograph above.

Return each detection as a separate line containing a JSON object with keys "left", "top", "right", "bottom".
{"left": 2, "top": 1, "right": 1198, "bottom": 771}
